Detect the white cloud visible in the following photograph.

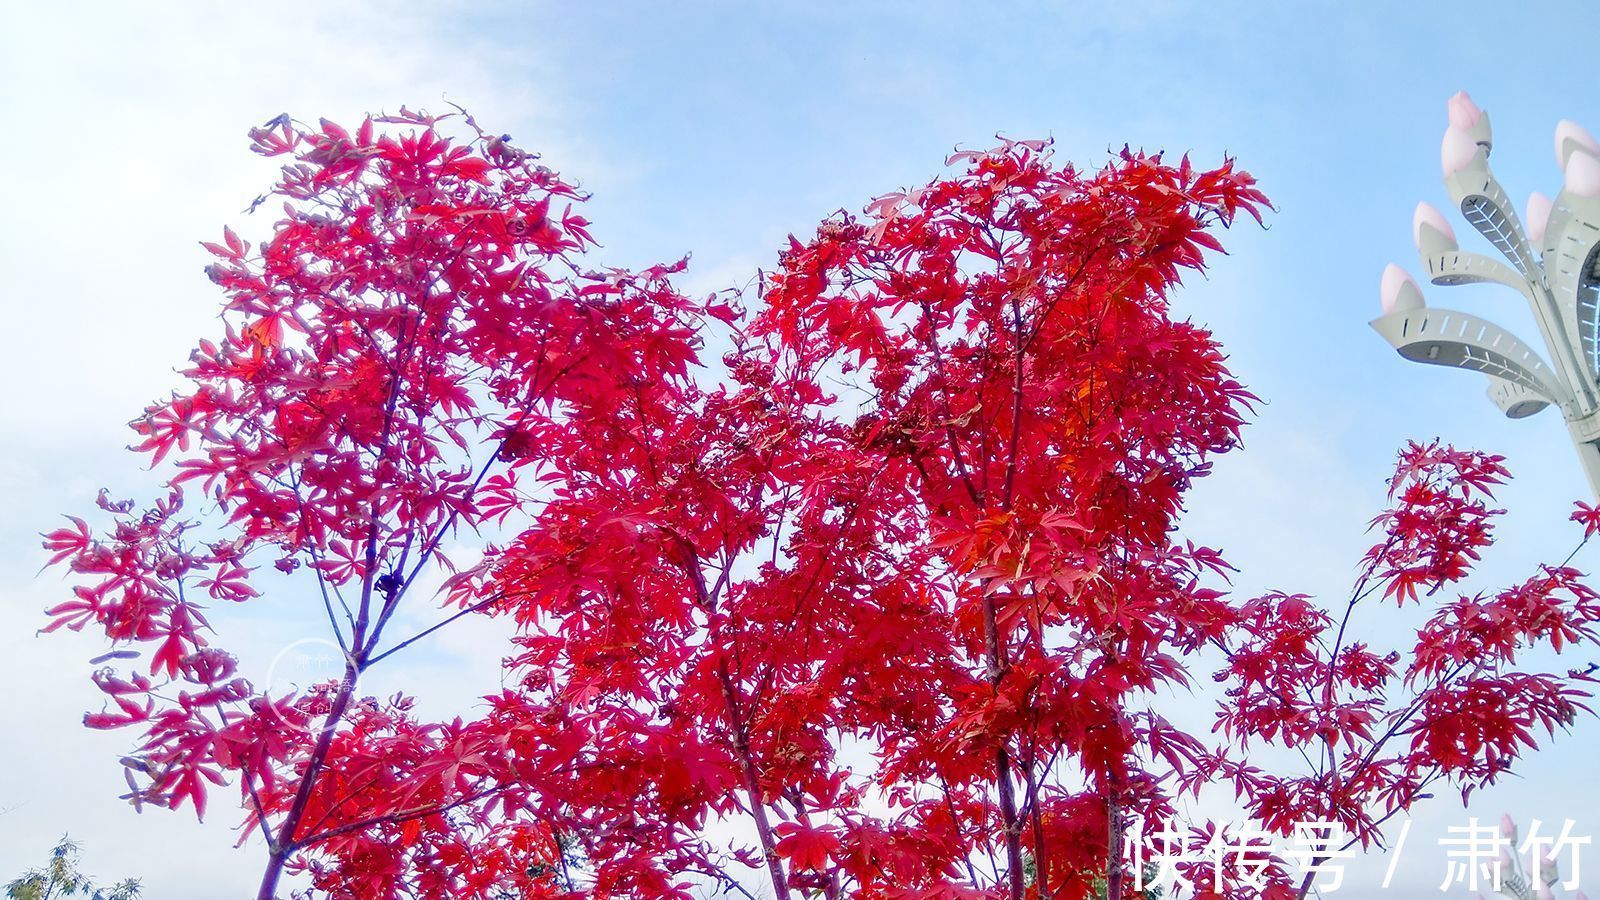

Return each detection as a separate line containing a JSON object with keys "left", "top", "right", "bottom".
{"left": 0, "top": 2, "right": 556, "bottom": 894}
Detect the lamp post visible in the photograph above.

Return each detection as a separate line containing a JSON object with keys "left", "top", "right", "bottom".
{"left": 1371, "top": 92, "right": 1600, "bottom": 496}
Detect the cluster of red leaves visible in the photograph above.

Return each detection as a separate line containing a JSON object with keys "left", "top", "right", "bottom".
{"left": 730, "top": 141, "right": 1275, "bottom": 900}
{"left": 39, "top": 110, "right": 1599, "bottom": 900}
{"left": 42, "top": 109, "right": 708, "bottom": 899}
{"left": 1209, "top": 441, "right": 1600, "bottom": 868}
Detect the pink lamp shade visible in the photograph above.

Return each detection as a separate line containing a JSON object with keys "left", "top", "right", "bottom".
{"left": 1412, "top": 200, "right": 1456, "bottom": 249}
{"left": 1441, "top": 126, "right": 1480, "bottom": 176}
{"left": 1555, "top": 119, "right": 1600, "bottom": 168}
{"left": 1526, "top": 191, "right": 1554, "bottom": 244}
{"left": 1565, "top": 148, "right": 1600, "bottom": 199}
{"left": 1380, "top": 263, "right": 1423, "bottom": 315}
{"left": 1447, "top": 91, "right": 1484, "bottom": 130}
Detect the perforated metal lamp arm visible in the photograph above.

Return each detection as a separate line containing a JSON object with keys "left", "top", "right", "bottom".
{"left": 1371, "top": 93, "right": 1600, "bottom": 497}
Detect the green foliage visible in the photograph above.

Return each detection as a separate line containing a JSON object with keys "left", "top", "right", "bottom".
{"left": 5, "top": 838, "right": 139, "bottom": 900}
{"left": 1022, "top": 852, "right": 1164, "bottom": 899}
{"left": 1091, "top": 867, "right": 1165, "bottom": 900}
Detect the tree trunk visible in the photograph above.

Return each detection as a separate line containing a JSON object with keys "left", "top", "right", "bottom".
{"left": 1105, "top": 794, "right": 1124, "bottom": 900}
{"left": 256, "top": 848, "right": 287, "bottom": 900}
{"left": 254, "top": 662, "right": 361, "bottom": 900}
{"left": 983, "top": 594, "right": 1026, "bottom": 900}
{"left": 720, "top": 669, "right": 789, "bottom": 900}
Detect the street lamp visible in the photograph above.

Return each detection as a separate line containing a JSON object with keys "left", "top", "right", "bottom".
{"left": 1371, "top": 91, "right": 1600, "bottom": 496}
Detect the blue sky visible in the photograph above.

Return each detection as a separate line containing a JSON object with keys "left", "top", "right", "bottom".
{"left": 3, "top": 1, "right": 1600, "bottom": 896}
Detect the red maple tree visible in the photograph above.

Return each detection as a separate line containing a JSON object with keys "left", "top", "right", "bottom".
{"left": 39, "top": 108, "right": 697, "bottom": 898}
{"left": 1209, "top": 441, "right": 1600, "bottom": 897}
{"left": 39, "top": 110, "right": 1600, "bottom": 900}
